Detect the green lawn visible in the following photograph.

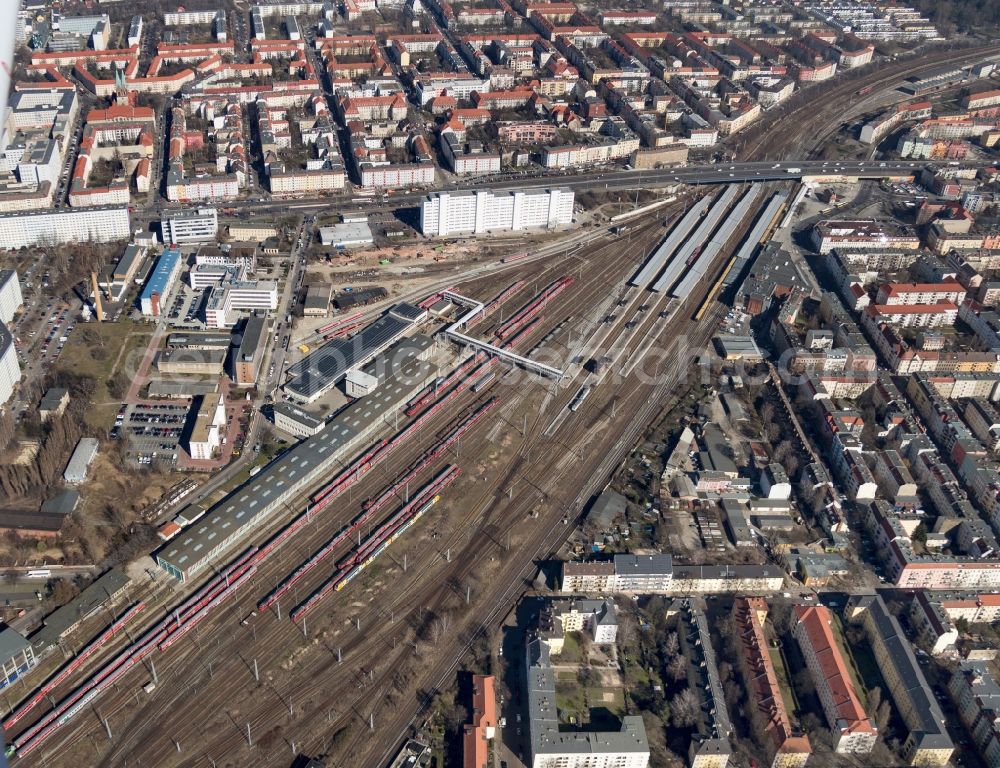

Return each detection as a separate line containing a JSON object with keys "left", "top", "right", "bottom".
{"left": 556, "top": 681, "right": 587, "bottom": 723}
{"left": 831, "top": 614, "right": 869, "bottom": 708}
{"left": 553, "top": 632, "right": 582, "bottom": 663}
{"left": 771, "top": 646, "right": 801, "bottom": 717}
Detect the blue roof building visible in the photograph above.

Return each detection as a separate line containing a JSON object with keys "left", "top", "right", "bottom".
{"left": 139, "top": 248, "right": 182, "bottom": 316}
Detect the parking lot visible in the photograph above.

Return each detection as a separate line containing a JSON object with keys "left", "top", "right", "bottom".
{"left": 117, "top": 402, "right": 189, "bottom": 465}
{"left": 163, "top": 284, "right": 205, "bottom": 328}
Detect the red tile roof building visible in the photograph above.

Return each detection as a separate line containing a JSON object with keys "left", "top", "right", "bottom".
{"left": 793, "top": 605, "right": 877, "bottom": 754}
{"left": 733, "top": 598, "right": 812, "bottom": 768}
{"left": 462, "top": 674, "right": 496, "bottom": 768}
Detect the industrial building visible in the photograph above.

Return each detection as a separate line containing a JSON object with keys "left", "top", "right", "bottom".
{"left": 303, "top": 283, "right": 332, "bottom": 316}
{"left": 156, "top": 348, "right": 227, "bottom": 376}
{"left": 98, "top": 243, "right": 147, "bottom": 301}
{"left": 232, "top": 315, "right": 268, "bottom": 386}
{"left": 139, "top": 248, "right": 182, "bottom": 317}
{"left": 319, "top": 221, "right": 374, "bottom": 248}
{"left": 0, "top": 629, "right": 36, "bottom": 691}
{"left": 167, "top": 332, "right": 233, "bottom": 350}
{"left": 30, "top": 569, "right": 131, "bottom": 650}
{"left": 420, "top": 188, "right": 574, "bottom": 237}
{"left": 203, "top": 281, "right": 278, "bottom": 328}
{"left": 272, "top": 401, "right": 326, "bottom": 438}
{"left": 0, "top": 322, "right": 20, "bottom": 406}
{"left": 38, "top": 387, "right": 69, "bottom": 421}
{"left": 284, "top": 303, "right": 427, "bottom": 403}
{"left": 0, "top": 269, "right": 23, "bottom": 324}
{"left": 185, "top": 393, "right": 226, "bottom": 460}
{"left": 157, "top": 336, "right": 435, "bottom": 581}
{"left": 847, "top": 595, "right": 954, "bottom": 766}
{"left": 63, "top": 437, "right": 98, "bottom": 484}
{"left": 163, "top": 208, "right": 219, "bottom": 244}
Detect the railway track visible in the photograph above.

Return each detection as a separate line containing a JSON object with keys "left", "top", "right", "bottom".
{"left": 15, "top": 211, "right": 678, "bottom": 768}
{"left": 740, "top": 43, "right": 999, "bottom": 160}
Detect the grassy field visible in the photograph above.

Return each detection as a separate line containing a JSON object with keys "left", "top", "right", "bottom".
{"left": 771, "top": 646, "right": 801, "bottom": 718}
{"left": 56, "top": 320, "right": 152, "bottom": 430}
{"left": 555, "top": 674, "right": 625, "bottom": 725}
{"left": 832, "top": 613, "right": 870, "bottom": 708}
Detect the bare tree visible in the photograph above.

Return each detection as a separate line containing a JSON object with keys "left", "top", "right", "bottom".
{"left": 670, "top": 687, "right": 701, "bottom": 728}
{"left": 667, "top": 654, "right": 687, "bottom": 682}
{"left": 663, "top": 631, "right": 680, "bottom": 658}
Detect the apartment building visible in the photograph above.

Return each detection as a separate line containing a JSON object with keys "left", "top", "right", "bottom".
{"left": 868, "top": 302, "right": 959, "bottom": 329}
{"left": 527, "top": 628, "right": 648, "bottom": 768}
{"left": 0, "top": 208, "right": 130, "bottom": 250}
{"left": 537, "top": 599, "right": 618, "bottom": 653}
{"left": 0, "top": 323, "right": 20, "bottom": 406}
{"left": 0, "top": 270, "right": 23, "bottom": 325}
{"left": 463, "top": 674, "right": 497, "bottom": 768}
{"left": 793, "top": 604, "right": 877, "bottom": 754}
{"left": 811, "top": 221, "right": 921, "bottom": 255}
{"left": 420, "top": 188, "right": 574, "bottom": 237}
{"left": 559, "top": 561, "right": 615, "bottom": 593}
{"left": 848, "top": 595, "right": 954, "bottom": 766}
{"left": 948, "top": 661, "right": 1000, "bottom": 768}
{"left": 875, "top": 281, "right": 966, "bottom": 306}
{"left": 909, "top": 592, "right": 958, "bottom": 655}
{"left": 733, "top": 598, "right": 811, "bottom": 768}
{"left": 937, "top": 593, "right": 1000, "bottom": 624}
{"left": 961, "top": 89, "right": 1000, "bottom": 110}
{"left": 682, "top": 602, "right": 733, "bottom": 768}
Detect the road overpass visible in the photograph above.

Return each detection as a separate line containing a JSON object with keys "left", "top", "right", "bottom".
{"left": 149, "top": 158, "right": 938, "bottom": 221}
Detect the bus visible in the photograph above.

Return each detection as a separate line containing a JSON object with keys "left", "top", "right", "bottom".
{"left": 26, "top": 569, "right": 51, "bottom": 579}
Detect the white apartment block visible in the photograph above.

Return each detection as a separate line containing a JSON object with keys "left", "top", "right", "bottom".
{"left": 167, "top": 176, "right": 241, "bottom": 203}
{"left": 527, "top": 636, "right": 649, "bottom": 768}
{"left": 204, "top": 282, "right": 278, "bottom": 328}
{"left": 269, "top": 169, "right": 345, "bottom": 194}
{"left": 421, "top": 188, "right": 574, "bottom": 237}
{"left": 164, "top": 208, "right": 219, "bottom": 244}
{"left": 909, "top": 593, "right": 959, "bottom": 656}
{"left": 0, "top": 323, "right": 20, "bottom": 406}
{"left": 0, "top": 270, "right": 23, "bottom": 325}
{"left": 0, "top": 208, "right": 130, "bottom": 250}
{"left": 547, "top": 600, "right": 617, "bottom": 647}
{"left": 164, "top": 9, "right": 221, "bottom": 24}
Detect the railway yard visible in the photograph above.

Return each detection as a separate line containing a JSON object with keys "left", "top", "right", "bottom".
{"left": 0, "top": 180, "right": 780, "bottom": 766}
{"left": 3, "top": 49, "right": 997, "bottom": 763}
